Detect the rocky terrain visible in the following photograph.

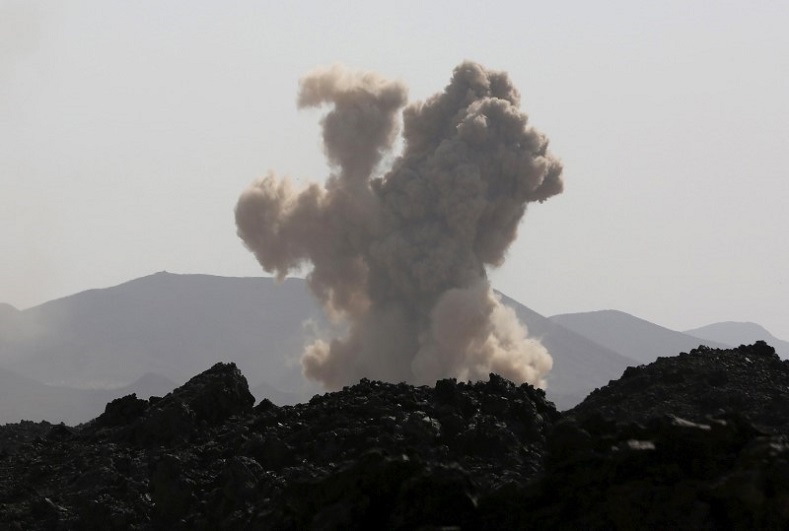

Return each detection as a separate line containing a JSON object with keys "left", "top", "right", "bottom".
{"left": 2, "top": 341, "right": 789, "bottom": 529}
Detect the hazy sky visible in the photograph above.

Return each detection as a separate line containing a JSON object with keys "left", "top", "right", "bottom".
{"left": 2, "top": 1, "right": 788, "bottom": 339}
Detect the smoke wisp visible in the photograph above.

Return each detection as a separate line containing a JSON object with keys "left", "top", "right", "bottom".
{"left": 236, "top": 62, "right": 563, "bottom": 389}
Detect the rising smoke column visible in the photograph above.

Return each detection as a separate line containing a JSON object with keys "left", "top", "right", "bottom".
{"left": 236, "top": 62, "right": 563, "bottom": 389}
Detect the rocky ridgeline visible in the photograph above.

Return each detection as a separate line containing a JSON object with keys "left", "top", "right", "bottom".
{"left": 2, "top": 342, "right": 789, "bottom": 529}
{"left": 569, "top": 340, "right": 789, "bottom": 432}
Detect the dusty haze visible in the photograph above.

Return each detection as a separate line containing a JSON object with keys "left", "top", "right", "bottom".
{"left": 236, "top": 62, "right": 563, "bottom": 389}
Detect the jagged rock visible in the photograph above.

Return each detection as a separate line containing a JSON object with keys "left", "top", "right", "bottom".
{"left": 570, "top": 341, "right": 789, "bottom": 433}
{"left": 2, "top": 343, "right": 789, "bottom": 529}
{"left": 96, "top": 394, "right": 149, "bottom": 428}
{"left": 254, "top": 450, "right": 479, "bottom": 530}
{"left": 0, "top": 420, "right": 58, "bottom": 455}
{"left": 514, "top": 410, "right": 786, "bottom": 529}
{"left": 151, "top": 453, "right": 198, "bottom": 523}
{"left": 88, "top": 361, "right": 255, "bottom": 447}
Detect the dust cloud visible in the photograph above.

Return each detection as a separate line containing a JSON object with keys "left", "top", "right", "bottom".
{"left": 236, "top": 62, "right": 563, "bottom": 389}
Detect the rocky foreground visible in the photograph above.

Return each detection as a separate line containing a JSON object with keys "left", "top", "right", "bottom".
{"left": 2, "top": 341, "right": 789, "bottom": 529}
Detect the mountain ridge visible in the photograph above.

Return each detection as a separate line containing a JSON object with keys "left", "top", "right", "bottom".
{"left": 2, "top": 272, "right": 783, "bottom": 423}
{"left": 549, "top": 309, "right": 732, "bottom": 364}
{"left": 1, "top": 273, "right": 645, "bottom": 418}
{"left": 0, "top": 367, "right": 177, "bottom": 425}
{"left": 684, "top": 321, "right": 789, "bottom": 359}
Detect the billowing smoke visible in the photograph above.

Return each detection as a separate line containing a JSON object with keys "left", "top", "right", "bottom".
{"left": 236, "top": 62, "right": 563, "bottom": 389}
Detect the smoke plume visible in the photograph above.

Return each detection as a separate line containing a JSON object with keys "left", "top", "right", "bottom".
{"left": 236, "top": 62, "right": 563, "bottom": 389}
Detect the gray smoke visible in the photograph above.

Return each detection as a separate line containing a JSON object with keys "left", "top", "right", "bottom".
{"left": 236, "top": 62, "right": 563, "bottom": 389}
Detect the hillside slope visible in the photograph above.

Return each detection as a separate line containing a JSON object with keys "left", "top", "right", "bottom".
{"left": 550, "top": 309, "right": 730, "bottom": 364}
{"left": 1, "top": 274, "right": 643, "bottom": 419}
{"left": 0, "top": 273, "right": 325, "bottom": 396}
{"left": 685, "top": 321, "right": 789, "bottom": 359}
{"left": 0, "top": 367, "right": 176, "bottom": 425}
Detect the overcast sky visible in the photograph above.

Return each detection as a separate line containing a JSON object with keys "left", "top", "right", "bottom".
{"left": 2, "top": 1, "right": 788, "bottom": 339}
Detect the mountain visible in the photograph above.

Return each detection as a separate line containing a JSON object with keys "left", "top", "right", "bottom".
{"left": 684, "top": 321, "right": 789, "bottom": 359}
{"left": 0, "top": 367, "right": 176, "bottom": 425}
{"left": 0, "top": 302, "right": 18, "bottom": 317}
{"left": 549, "top": 310, "right": 731, "bottom": 364}
{"left": 0, "top": 272, "right": 326, "bottom": 396}
{"left": 251, "top": 380, "right": 309, "bottom": 406}
{"left": 497, "top": 295, "right": 640, "bottom": 410}
{"left": 0, "top": 273, "right": 661, "bottom": 421}
{"left": 116, "top": 372, "right": 179, "bottom": 400}
{"left": 0, "top": 303, "right": 23, "bottom": 346}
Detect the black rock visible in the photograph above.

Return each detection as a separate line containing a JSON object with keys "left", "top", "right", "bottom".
{"left": 569, "top": 341, "right": 789, "bottom": 433}
{"left": 2, "top": 343, "right": 789, "bottom": 529}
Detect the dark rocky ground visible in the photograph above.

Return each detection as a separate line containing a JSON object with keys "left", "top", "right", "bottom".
{"left": 2, "top": 341, "right": 789, "bottom": 529}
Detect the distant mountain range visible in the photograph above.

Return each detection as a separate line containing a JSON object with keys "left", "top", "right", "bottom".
{"left": 548, "top": 310, "right": 733, "bottom": 364}
{"left": 1, "top": 272, "right": 785, "bottom": 423}
{"left": 0, "top": 367, "right": 175, "bottom": 426}
{"left": 683, "top": 322, "right": 789, "bottom": 358}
